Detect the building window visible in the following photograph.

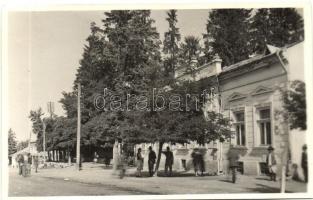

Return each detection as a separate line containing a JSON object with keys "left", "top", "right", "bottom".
{"left": 258, "top": 108, "right": 272, "bottom": 145}
{"left": 233, "top": 112, "right": 245, "bottom": 146}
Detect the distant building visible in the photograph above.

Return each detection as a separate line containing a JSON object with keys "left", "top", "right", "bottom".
{"left": 10, "top": 141, "right": 38, "bottom": 168}
{"left": 136, "top": 41, "right": 304, "bottom": 176}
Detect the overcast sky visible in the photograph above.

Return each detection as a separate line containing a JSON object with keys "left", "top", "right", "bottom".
{"left": 8, "top": 10, "right": 210, "bottom": 141}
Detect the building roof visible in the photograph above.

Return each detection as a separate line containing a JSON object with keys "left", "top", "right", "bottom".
{"left": 221, "top": 53, "right": 275, "bottom": 74}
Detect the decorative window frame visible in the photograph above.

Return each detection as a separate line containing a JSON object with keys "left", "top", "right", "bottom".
{"left": 228, "top": 92, "right": 247, "bottom": 102}
{"left": 230, "top": 106, "right": 246, "bottom": 147}
{"left": 251, "top": 86, "right": 273, "bottom": 96}
{"left": 253, "top": 102, "right": 273, "bottom": 147}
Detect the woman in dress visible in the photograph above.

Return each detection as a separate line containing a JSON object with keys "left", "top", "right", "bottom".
{"left": 136, "top": 148, "right": 144, "bottom": 177}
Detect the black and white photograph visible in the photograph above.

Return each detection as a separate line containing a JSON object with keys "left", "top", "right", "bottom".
{"left": 2, "top": 2, "right": 312, "bottom": 199}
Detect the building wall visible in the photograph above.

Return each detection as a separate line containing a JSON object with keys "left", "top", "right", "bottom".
{"left": 219, "top": 61, "right": 289, "bottom": 175}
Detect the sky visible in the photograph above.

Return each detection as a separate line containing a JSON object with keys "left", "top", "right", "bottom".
{"left": 8, "top": 10, "right": 210, "bottom": 141}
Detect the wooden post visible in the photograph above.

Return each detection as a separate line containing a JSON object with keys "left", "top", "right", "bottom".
{"left": 76, "top": 83, "right": 81, "bottom": 170}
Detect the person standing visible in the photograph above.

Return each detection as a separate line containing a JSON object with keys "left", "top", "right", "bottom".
{"left": 301, "top": 144, "right": 308, "bottom": 183}
{"left": 136, "top": 148, "right": 144, "bottom": 177}
{"left": 228, "top": 149, "right": 240, "bottom": 183}
{"left": 27, "top": 153, "right": 32, "bottom": 176}
{"left": 148, "top": 146, "right": 156, "bottom": 177}
{"left": 33, "top": 155, "right": 39, "bottom": 173}
{"left": 162, "top": 147, "right": 174, "bottom": 177}
{"left": 191, "top": 148, "right": 200, "bottom": 176}
{"left": 17, "top": 154, "right": 24, "bottom": 175}
{"left": 266, "top": 146, "right": 277, "bottom": 181}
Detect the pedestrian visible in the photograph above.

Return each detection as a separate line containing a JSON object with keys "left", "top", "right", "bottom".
{"left": 148, "top": 146, "right": 156, "bottom": 177}
{"left": 27, "top": 153, "right": 32, "bottom": 176}
{"left": 301, "top": 144, "right": 308, "bottom": 183}
{"left": 199, "top": 150, "right": 205, "bottom": 176}
{"left": 17, "top": 154, "right": 24, "bottom": 175}
{"left": 22, "top": 154, "right": 29, "bottom": 177}
{"left": 266, "top": 146, "right": 277, "bottom": 181}
{"left": 162, "top": 146, "right": 174, "bottom": 177}
{"left": 136, "top": 148, "right": 143, "bottom": 177}
{"left": 191, "top": 148, "right": 200, "bottom": 176}
{"left": 228, "top": 148, "right": 240, "bottom": 183}
{"left": 33, "top": 155, "right": 39, "bottom": 173}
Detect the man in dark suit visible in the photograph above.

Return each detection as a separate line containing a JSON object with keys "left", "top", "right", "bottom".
{"left": 162, "top": 147, "right": 174, "bottom": 176}
{"left": 301, "top": 144, "right": 308, "bottom": 183}
{"left": 148, "top": 146, "right": 156, "bottom": 177}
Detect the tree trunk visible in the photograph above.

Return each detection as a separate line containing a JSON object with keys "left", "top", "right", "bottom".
{"left": 155, "top": 142, "right": 164, "bottom": 174}
{"left": 112, "top": 139, "right": 119, "bottom": 171}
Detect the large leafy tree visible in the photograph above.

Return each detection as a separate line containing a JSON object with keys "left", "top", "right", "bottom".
{"left": 8, "top": 128, "right": 17, "bottom": 155}
{"left": 203, "top": 9, "right": 252, "bottom": 66}
{"left": 163, "top": 9, "right": 181, "bottom": 80}
{"left": 250, "top": 8, "right": 304, "bottom": 54}
{"left": 281, "top": 80, "right": 306, "bottom": 130}
{"left": 137, "top": 79, "right": 232, "bottom": 171}
{"left": 60, "top": 10, "right": 163, "bottom": 150}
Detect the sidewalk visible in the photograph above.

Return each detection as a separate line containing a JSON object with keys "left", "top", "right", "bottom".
{"left": 27, "top": 162, "right": 307, "bottom": 194}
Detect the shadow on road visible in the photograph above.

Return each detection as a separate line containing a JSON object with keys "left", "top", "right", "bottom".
{"left": 247, "top": 183, "right": 291, "bottom": 193}
{"left": 219, "top": 179, "right": 234, "bottom": 184}
{"left": 126, "top": 170, "right": 217, "bottom": 178}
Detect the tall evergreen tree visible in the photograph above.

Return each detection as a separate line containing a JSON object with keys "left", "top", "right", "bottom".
{"left": 8, "top": 128, "right": 17, "bottom": 155}
{"left": 204, "top": 9, "right": 252, "bottom": 66}
{"left": 163, "top": 9, "right": 181, "bottom": 80}
{"left": 251, "top": 8, "right": 304, "bottom": 53}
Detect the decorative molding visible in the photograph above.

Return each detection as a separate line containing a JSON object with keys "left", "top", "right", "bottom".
{"left": 228, "top": 92, "right": 247, "bottom": 102}
{"left": 254, "top": 102, "right": 272, "bottom": 109}
{"left": 230, "top": 106, "right": 245, "bottom": 112}
{"left": 251, "top": 86, "right": 273, "bottom": 96}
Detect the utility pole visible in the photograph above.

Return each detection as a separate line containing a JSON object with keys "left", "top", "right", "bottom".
{"left": 45, "top": 101, "right": 54, "bottom": 163}
{"left": 76, "top": 83, "right": 81, "bottom": 171}
{"left": 42, "top": 121, "right": 46, "bottom": 163}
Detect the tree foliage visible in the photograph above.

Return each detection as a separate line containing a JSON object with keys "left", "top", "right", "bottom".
{"left": 8, "top": 128, "right": 17, "bottom": 155}
{"left": 281, "top": 80, "right": 306, "bottom": 130}
{"left": 250, "top": 8, "right": 304, "bottom": 54}
{"left": 180, "top": 36, "right": 202, "bottom": 67}
{"left": 163, "top": 9, "right": 181, "bottom": 80}
{"left": 203, "top": 9, "right": 252, "bottom": 66}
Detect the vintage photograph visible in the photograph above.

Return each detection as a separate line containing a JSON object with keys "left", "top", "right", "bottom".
{"left": 4, "top": 6, "right": 310, "bottom": 198}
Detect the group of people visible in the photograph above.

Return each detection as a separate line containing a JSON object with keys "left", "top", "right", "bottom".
{"left": 16, "top": 153, "right": 39, "bottom": 177}
{"left": 136, "top": 146, "right": 208, "bottom": 177}
{"left": 225, "top": 144, "right": 309, "bottom": 184}
{"left": 136, "top": 146, "right": 174, "bottom": 177}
